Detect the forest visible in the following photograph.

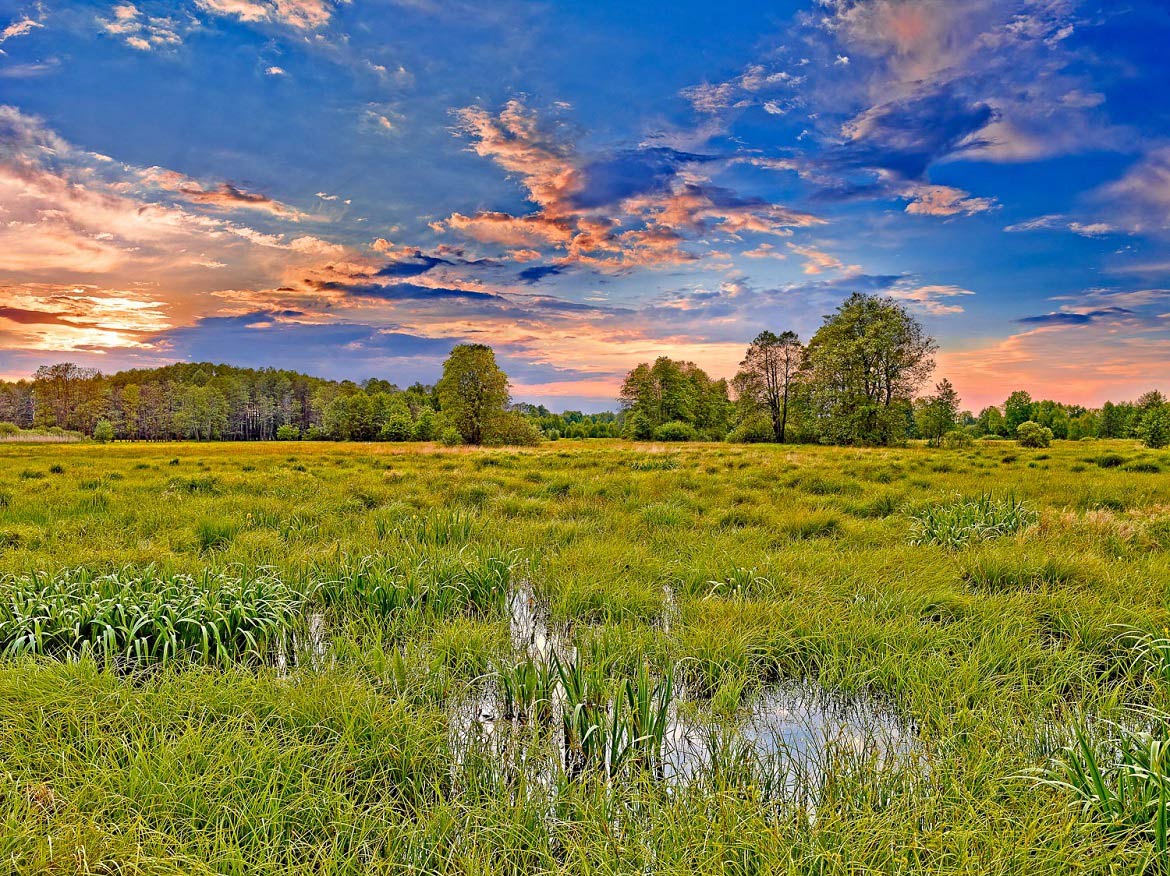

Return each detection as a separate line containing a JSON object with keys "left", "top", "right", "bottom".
{"left": 2, "top": 293, "right": 1167, "bottom": 449}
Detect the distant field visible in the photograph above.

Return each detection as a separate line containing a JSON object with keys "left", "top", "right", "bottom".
{"left": 2, "top": 439, "right": 1170, "bottom": 874}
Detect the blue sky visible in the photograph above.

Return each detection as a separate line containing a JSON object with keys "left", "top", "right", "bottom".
{"left": 1, "top": 0, "right": 1168, "bottom": 410}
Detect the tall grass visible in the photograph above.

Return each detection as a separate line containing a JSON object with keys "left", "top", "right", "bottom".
{"left": 0, "top": 566, "right": 299, "bottom": 665}
{"left": 1036, "top": 719, "right": 1170, "bottom": 869}
{"left": 313, "top": 548, "right": 514, "bottom": 618}
{"left": 908, "top": 493, "right": 1038, "bottom": 548}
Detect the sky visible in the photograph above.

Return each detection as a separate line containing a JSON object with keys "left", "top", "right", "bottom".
{"left": 0, "top": 0, "right": 1168, "bottom": 411}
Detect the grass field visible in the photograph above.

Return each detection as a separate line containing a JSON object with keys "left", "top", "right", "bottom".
{"left": 2, "top": 438, "right": 1170, "bottom": 874}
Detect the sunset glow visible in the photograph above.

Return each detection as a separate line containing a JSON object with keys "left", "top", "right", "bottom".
{"left": 1, "top": 1, "right": 1168, "bottom": 408}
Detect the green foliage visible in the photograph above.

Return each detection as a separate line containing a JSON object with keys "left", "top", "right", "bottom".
{"left": 438, "top": 426, "right": 463, "bottom": 446}
{"left": 92, "top": 419, "right": 115, "bottom": 443}
{"left": 908, "top": 494, "right": 1038, "bottom": 548}
{"left": 1137, "top": 404, "right": 1170, "bottom": 449}
{"left": 484, "top": 411, "right": 542, "bottom": 446}
{"left": 379, "top": 411, "right": 415, "bottom": 442}
{"left": 652, "top": 420, "right": 699, "bottom": 442}
{"left": 1016, "top": 420, "right": 1053, "bottom": 448}
{"left": 274, "top": 424, "right": 301, "bottom": 441}
{"left": 0, "top": 440, "right": 1168, "bottom": 873}
{"left": 803, "top": 293, "right": 936, "bottom": 446}
{"left": 0, "top": 567, "right": 299, "bottom": 665}
{"left": 620, "top": 357, "right": 731, "bottom": 438}
{"left": 915, "top": 379, "right": 961, "bottom": 447}
{"left": 436, "top": 344, "right": 510, "bottom": 445}
{"left": 623, "top": 409, "right": 653, "bottom": 440}
{"left": 942, "top": 429, "right": 972, "bottom": 449}
{"left": 1037, "top": 720, "right": 1170, "bottom": 868}
{"left": 733, "top": 329, "right": 803, "bottom": 442}
{"left": 728, "top": 413, "right": 775, "bottom": 443}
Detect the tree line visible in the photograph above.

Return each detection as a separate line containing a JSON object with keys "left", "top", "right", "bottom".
{"left": 3, "top": 293, "right": 1167, "bottom": 448}
{"left": 617, "top": 293, "right": 1169, "bottom": 449}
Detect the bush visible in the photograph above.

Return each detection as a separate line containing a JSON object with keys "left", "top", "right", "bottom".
{"left": 1095, "top": 453, "right": 1125, "bottom": 468}
{"left": 652, "top": 421, "right": 699, "bottom": 442}
{"left": 305, "top": 425, "right": 329, "bottom": 441}
{"left": 1137, "top": 405, "right": 1170, "bottom": 449}
{"left": 413, "top": 408, "right": 437, "bottom": 441}
{"left": 0, "top": 422, "right": 19, "bottom": 437}
{"left": 1016, "top": 421, "right": 1053, "bottom": 448}
{"left": 727, "top": 414, "right": 774, "bottom": 443}
{"left": 92, "top": 419, "right": 115, "bottom": 443}
{"left": 623, "top": 411, "right": 653, "bottom": 441}
{"left": 942, "top": 429, "right": 972, "bottom": 449}
{"left": 275, "top": 424, "right": 301, "bottom": 441}
{"left": 438, "top": 427, "right": 463, "bottom": 447}
{"left": 484, "top": 411, "right": 542, "bottom": 447}
{"left": 379, "top": 413, "right": 414, "bottom": 442}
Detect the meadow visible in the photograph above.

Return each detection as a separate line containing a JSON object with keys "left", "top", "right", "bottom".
{"left": 2, "top": 437, "right": 1170, "bottom": 874}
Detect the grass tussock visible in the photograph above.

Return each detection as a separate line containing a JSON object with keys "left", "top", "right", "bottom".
{"left": 908, "top": 493, "right": 1038, "bottom": 548}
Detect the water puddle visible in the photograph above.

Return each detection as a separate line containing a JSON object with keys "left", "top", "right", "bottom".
{"left": 665, "top": 681, "right": 913, "bottom": 789}
{"left": 276, "top": 611, "right": 327, "bottom": 673}
{"left": 450, "top": 582, "right": 916, "bottom": 798}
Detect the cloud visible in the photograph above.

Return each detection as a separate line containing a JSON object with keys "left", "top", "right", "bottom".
{"left": 0, "top": 283, "right": 171, "bottom": 351}
{"left": 787, "top": 242, "right": 859, "bottom": 276}
{"left": 1097, "top": 148, "right": 1170, "bottom": 234}
{"left": 195, "top": 0, "right": 335, "bottom": 30}
{"left": 139, "top": 167, "right": 311, "bottom": 219}
{"left": 1005, "top": 213, "right": 1116, "bottom": 237}
{"left": 0, "top": 15, "right": 42, "bottom": 44}
{"left": 99, "top": 4, "right": 184, "bottom": 51}
{"left": 1017, "top": 309, "right": 1128, "bottom": 326}
{"left": 265, "top": 65, "right": 287, "bottom": 76}
{"left": 940, "top": 321, "right": 1170, "bottom": 410}
{"left": 902, "top": 184, "right": 997, "bottom": 217}
{"left": 889, "top": 283, "right": 975, "bottom": 315}
{"left": 439, "top": 99, "right": 822, "bottom": 272}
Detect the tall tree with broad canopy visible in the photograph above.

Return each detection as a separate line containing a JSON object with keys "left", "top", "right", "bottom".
{"left": 619, "top": 357, "right": 731, "bottom": 439}
{"left": 734, "top": 330, "right": 804, "bottom": 443}
{"left": 802, "top": 293, "right": 936, "bottom": 446}
{"left": 436, "top": 344, "right": 510, "bottom": 445}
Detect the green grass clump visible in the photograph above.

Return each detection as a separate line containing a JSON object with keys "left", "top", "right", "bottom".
{"left": 0, "top": 567, "right": 299, "bottom": 665}
{"left": 908, "top": 494, "right": 1038, "bottom": 548}
{"left": 1095, "top": 453, "right": 1126, "bottom": 468}
{"left": 1036, "top": 720, "right": 1170, "bottom": 868}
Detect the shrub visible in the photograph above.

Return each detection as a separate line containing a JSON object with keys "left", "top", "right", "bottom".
{"left": 942, "top": 429, "right": 972, "bottom": 449}
{"left": 1016, "top": 421, "right": 1053, "bottom": 448}
{"left": 1137, "top": 404, "right": 1170, "bottom": 449}
{"left": 275, "top": 424, "right": 301, "bottom": 441}
{"left": 195, "top": 518, "right": 237, "bottom": 551}
{"left": 623, "top": 411, "right": 654, "bottom": 440}
{"left": 92, "top": 419, "right": 115, "bottom": 443}
{"left": 727, "top": 414, "right": 773, "bottom": 444}
{"left": 652, "top": 421, "right": 699, "bottom": 442}
{"left": 908, "top": 494, "right": 1039, "bottom": 549}
{"left": 304, "top": 425, "right": 329, "bottom": 441}
{"left": 413, "top": 408, "right": 437, "bottom": 441}
{"left": 0, "top": 422, "right": 19, "bottom": 437}
{"left": 379, "top": 413, "right": 414, "bottom": 442}
{"left": 439, "top": 426, "right": 463, "bottom": 447}
{"left": 484, "top": 411, "right": 542, "bottom": 446}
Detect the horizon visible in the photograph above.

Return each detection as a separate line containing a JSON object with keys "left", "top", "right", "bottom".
{"left": 1, "top": 1, "right": 1169, "bottom": 411}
